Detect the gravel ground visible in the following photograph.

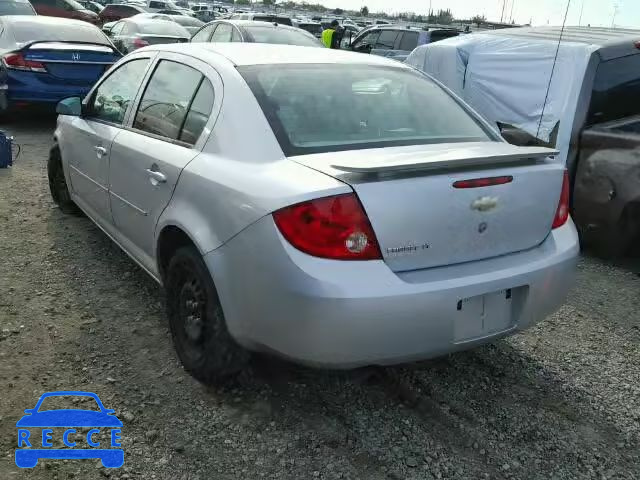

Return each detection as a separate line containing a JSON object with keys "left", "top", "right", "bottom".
{"left": 1, "top": 116, "right": 639, "bottom": 480}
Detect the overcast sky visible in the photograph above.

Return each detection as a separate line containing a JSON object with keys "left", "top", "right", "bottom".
{"left": 318, "top": 0, "right": 640, "bottom": 28}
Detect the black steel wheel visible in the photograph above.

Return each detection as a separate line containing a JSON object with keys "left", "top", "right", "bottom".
{"left": 165, "top": 246, "right": 249, "bottom": 383}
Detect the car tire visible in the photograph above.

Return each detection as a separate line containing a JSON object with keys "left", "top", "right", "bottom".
{"left": 165, "top": 246, "right": 250, "bottom": 383}
{"left": 47, "top": 145, "right": 81, "bottom": 215}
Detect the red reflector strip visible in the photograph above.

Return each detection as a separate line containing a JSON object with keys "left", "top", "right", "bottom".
{"left": 452, "top": 175, "right": 513, "bottom": 189}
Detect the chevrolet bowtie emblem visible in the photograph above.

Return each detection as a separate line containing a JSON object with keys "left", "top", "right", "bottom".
{"left": 471, "top": 196, "right": 498, "bottom": 212}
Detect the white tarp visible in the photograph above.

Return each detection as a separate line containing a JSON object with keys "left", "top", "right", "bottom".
{"left": 405, "top": 33, "right": 600, "bottom": 164}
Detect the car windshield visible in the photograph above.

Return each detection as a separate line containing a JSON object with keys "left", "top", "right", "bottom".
{"left": 0, "top": 1, "right": 34, "bottom": 15}
{"left": 37, "top": 395, "right": 101, "bottom": 412}
{"left": 139, "top": 21, "right": 185, "bottom": 35}
{"left": 12, "top": 22, "right": 110, "bottom": 45}
{"left": 243, "top": 25, "right": 320, "bottom": 47}
{"left": 239, "top": 64, "right": 493, "bottom": 156}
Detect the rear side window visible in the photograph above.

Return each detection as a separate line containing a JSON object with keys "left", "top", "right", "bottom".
{"left": 179, "top": 79, "right": 214, "bottom": 144}
{"left": 398, "top": 31, "right": 419, "bottom": 51}
{"left": 587, "top": 54, "right": 640, "bottom": 126}
{"left": 133, "top": 60, "right": 212, "bottom": 145}
{"left": 375, "top": 30, "right": 399, "bottom": 50}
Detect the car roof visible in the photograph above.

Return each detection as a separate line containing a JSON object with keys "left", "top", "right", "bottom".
{"left": 210, "top": 20, "right": 298, "bottom": 30}
{"left": 146, "top": 42, "right": 415, "bottom": 67}
{"left": 0, "top": 15, "right": 95, "bottom": 29}
{"left": 488, "top": 25, "right": 640, "bottom": 48}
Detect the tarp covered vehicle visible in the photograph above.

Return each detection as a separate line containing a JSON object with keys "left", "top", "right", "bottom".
{"left": 406, "top": 26, "right": 640, "bottom": 255}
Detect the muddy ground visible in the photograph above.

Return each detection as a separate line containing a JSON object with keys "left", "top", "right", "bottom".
{"left": 1, "top": 116, "right": 639, "bottom": 480}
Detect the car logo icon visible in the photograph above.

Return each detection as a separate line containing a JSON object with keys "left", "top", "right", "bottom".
{"left": 72, "top": 53, "right": 80, "bottom": 61}
{"left": 15, "top": 391, "right": 124, "bottom": 468}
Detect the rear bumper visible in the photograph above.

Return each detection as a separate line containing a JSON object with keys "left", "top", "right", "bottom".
{"left": 3, "top": 71, "right": 94, "bottom": 105}
{"left": 205, "top": 216, "right": 580, "bottom": 368}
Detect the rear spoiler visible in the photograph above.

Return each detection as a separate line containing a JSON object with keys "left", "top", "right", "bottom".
{"left": 21, "top": 41, "right": 117, "bottom": 54}
{"left": 330, "top": 145, "right": 559, "bottom": 173}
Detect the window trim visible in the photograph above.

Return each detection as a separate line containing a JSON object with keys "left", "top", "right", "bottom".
{"left": 82, "top": 56, "right": 154, "bottom": 128}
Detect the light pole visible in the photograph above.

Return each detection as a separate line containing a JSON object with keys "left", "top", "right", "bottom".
{"left": 500, "top": 0, "right": 507, "bottom": 23}
{"left": 578, "top": 0, "right": 585, "bottom": 26}
{"left": 509, "top": 0, "right": 515, "bottom": 23}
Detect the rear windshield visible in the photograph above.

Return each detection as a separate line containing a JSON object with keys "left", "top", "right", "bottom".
{"left": 0, "top": 1, "right": 35, "bottom": 15}
{"left": 139, "top": 21, "right": 185, "bottom": 35}
{"left": 243, "top": 25, "right": 319, "bottom": 47}
{"left": 588, "top": 54, "right": 640, "bottom": 126}
{"left": 252, "top": 15, "right": 292, "bottom": 26}
{"left": 104, "top": 5, "right": 139, "bottom": 15}
{"left": 172, "top": 16, "right": 203, "bottom": 27}
{"left": 12, "top": 22, "right": 110, "bottom": 45}
{"left": 240, "top": 64, "right": 492, "bottom": 156}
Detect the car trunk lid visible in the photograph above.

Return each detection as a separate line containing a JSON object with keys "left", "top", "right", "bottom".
{"left": 22, "top": 42, "right": 120, "bottom": 84}
{"left": 138, "top": 34, "right": 189, "bottom": 45}
{"left": 291, "top": 142, "right": 563, "bottom": 272}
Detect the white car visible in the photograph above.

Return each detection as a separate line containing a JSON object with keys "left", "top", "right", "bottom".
{"left": 49, "top": 44, "right": 579, "bottom": 382}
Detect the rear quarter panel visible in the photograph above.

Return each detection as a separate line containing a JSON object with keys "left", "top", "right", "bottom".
{"left": 155, "top": 55, "right": 350, "bottom": 256}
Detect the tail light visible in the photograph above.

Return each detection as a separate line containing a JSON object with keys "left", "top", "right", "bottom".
{"left": 273, "top": 193, "right": 382, "bottom": 260}
{"left": 133, "top": 38, "right": 150, "bottom": 49}
{"left": 552, "top": 170, "right": 570, "bottom": 229}
{"left": 2, "top": 53, "right": 46, "bottom": 73}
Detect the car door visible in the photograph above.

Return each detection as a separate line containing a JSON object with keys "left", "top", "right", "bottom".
{"left": 63, "top": 57, "right": 152, "bottom": 224}
{"left": 108, "top": 53, "right": 221, "bottom": 268}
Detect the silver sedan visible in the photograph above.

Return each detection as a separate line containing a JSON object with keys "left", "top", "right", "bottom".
{"left": 48, "top": 43, "right": 579, "bottom": 383}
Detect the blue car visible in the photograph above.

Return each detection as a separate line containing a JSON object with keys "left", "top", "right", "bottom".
{"left": 0, "top": 16, "right": 121, "bottom": 116}
{"left": 16, "top": 391, "right": 123, "bottom": 468}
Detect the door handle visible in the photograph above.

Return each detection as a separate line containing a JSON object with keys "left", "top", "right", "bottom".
{"left": 145, "top": 168, "right": 167, "bottom": 184}
{"left": 94, "top": 146, "right": 107, "bottom": 157}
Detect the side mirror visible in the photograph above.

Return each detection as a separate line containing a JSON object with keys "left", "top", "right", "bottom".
{"left": 56, "top": 96, "right": 83, "bottom": 116}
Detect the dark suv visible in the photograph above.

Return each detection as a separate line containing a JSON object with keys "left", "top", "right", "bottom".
{"left": 347, "top": 25, "right": 459, "bottom": 62}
